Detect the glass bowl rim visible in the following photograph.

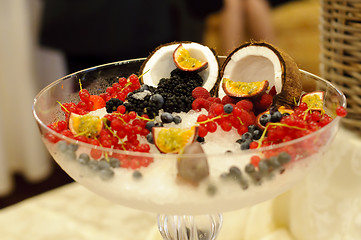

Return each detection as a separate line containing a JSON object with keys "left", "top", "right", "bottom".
{"left": 33, "top": 58, "right": 347, "bottom": 158}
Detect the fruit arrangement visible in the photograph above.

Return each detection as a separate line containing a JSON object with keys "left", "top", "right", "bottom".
{"left": 45, "top": 41, "right": 347, "bottom": 186}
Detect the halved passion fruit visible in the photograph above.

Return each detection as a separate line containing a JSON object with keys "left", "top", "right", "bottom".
{"left": 69, "top": 112, "right": 103, "bottom": 138}
{"left": 173, "top": 44, "right": 208, "bottom": 72}
{"left": 140, "top": 42, "right": 219, "bottom": 92}
{"left": 300, "top": 91, "right": 324, "bottom": 111}
{"left": 218, "top": 41, "right": 302, "bottom": 108}
{"left": 152, "top": 126, "right": 198, "bottom": 154}
{"left": 222, "top": 78, "right": 269, "bottom": 98}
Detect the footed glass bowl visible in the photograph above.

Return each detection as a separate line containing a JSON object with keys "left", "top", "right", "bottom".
{"left": 33, "top": 58, "right": 346, "bottom": 240}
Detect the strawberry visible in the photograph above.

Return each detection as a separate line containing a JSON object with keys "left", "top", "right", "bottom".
{"left": 89, "top": 95, "right": 106, "bottom": 110}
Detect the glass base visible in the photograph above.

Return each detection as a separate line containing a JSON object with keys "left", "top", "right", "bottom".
{"left": 157, "top": 214, "right": 223, "bottom": 240}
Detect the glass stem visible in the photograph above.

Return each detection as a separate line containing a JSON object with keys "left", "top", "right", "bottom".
{"left": 157, "top": 213, "right": 223, "bottom": 240}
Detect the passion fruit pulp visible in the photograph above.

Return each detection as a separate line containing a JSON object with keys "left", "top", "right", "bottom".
{"left": 69, "top": 113, "right": 103, "bottom": 137}
{"left": 152, "top": 126, "right": 198, "bottom": 154}
{"left": 222, "top": 78, "right": 269, "bottom": 98}
{"left": 300, "top": 91, "right": 324, "bottom": 111}
{"left": 173, "top": 44, "right": 208, "bottom": 72}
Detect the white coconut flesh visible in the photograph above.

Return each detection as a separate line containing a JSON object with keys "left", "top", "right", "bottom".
{"left": 219, "top": 46, "right": 283, "bottom": 98}
{"left": 142, "top": 42, "right": 218, "bottom": 91}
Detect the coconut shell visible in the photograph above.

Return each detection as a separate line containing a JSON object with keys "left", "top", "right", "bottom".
{"left": 217, "top": 40, "right": 302, "bottom": 108}
{"left": 139, "top": 41, "right": 220, "bottom": 91}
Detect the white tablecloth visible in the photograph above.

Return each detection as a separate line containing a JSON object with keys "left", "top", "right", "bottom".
{"left": 0, "top": 126, "right": 360, "bottom": 240}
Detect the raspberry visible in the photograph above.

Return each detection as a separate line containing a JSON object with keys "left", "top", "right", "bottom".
{"left": 236, "top": 100, "right": 253, "bottom": 112}
{"left": 255, "top": 93, "right": 273, "bottom": 111}
{"left": 207, "top": 97, "right": 221, "bottom": 104}
{"left": 240, "top": 109, "right": 255, "bottom": 126}
{"left": 192, "top": 87, "right": 210, "bottom": 99}
{"left": 192, "top": 98, "right": 207, "bottom": 110}
{"left": 221, "top": 95, "right": 236, "bottom": 105}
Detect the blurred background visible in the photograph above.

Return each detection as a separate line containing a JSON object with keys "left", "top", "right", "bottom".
{"left": 0, "top": 0, "right": 320, "bottom": 208}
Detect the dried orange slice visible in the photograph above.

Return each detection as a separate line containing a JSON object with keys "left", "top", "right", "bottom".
{"left": 222, "top": 78, "right": 269, "bottom": 98}
{"left": 173, "top": 44, "right": 208, "bottom": 72}
{"left": 300, "top": 91, "right": 324, "bottom": 111}
{"left": 69, "top": 112, "right": 103, "bottom": 138}
{"left": 153, "top": 126, "right": 198, "bottom": 154}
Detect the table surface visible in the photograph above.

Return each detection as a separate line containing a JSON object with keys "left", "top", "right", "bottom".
{"left": 1, "top": 125, "right": 361, "bottom": 240}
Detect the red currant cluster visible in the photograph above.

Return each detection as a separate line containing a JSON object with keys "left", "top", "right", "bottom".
{"left": 196, "top": 101, "right": 257, "bottom": 138}
{"left": 99, "top": 74, "right": 141, "bottom": 102}
{"left": 60, "top": 89, "right": 106, "bottom": 116}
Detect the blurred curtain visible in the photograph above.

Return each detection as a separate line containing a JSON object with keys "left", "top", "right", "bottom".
{"left": 0, "top": 0, "right": 66, "bottom": 196}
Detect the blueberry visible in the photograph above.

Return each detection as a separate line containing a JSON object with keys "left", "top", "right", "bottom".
{"left": 150, "top": 94, "right": 164, "bottom": 109}
{"left": 161, "top": 112, "right": 173, "bottom": 123}
{"left": 248, "top": 125, "right": 257, "bottom": 134}
{"left": 78, "top": 153, "right": 90, "bottom": 165}
{"left": 57, "top": 141, "right": 68, "bottom": 153}
{"left": 196, "top": 136, "right": 205, "bottom": 143}
{"left": 146, "top": 133, "right": 154, "bottom": 144}
{"left": 173, "top": 115, "right": 182, "bottom": 124}
{"left": 229, "top": 166, "right": 242, "bottom": 179}
{"left": 240, "top": 139, "right": 251, "bottom": 150}
{"left": 145, "top": 121, "right": 155, "bottom": 131}
{"left": 241, "top": 132, "right": 253, "bottom": 141}
{"left": 132, "top": 170, "right": 142, "bottom": 179}
{"left": 223, "top": 104, "right": 233, "bottom": 114}
{"left": 98, "top": 159, "right": 111, "bottom": 170}
{"left": 269, "top": 105, "right": 278, "bottom": 115}
{"left": 271, "top": 111, "right": 282, "bottom": 122}
{"left": 260, "top": 113, "right": 271, "bottom": 126}
{"left": 258, "top": 160, "right": 269, "bottom": 175}
{"left": 109, "top": 157, "right": 120, "bottom": 168}
{"left": 99, "top": 168, "right": 114, "bottom": 180}
{"left": 236, "top": 138, "right": 245, "bottom": 144}
{"left": 269, "top": 156, "right": 281, "bottom": 169}
{"left": 252, "top": 129, "right": 262, "bottom": 140}
{"left": 278, "top": 152, "right": 291, "bottom": 164}
{"left": 88, "top": 159, "right": 100, "bottom": 171}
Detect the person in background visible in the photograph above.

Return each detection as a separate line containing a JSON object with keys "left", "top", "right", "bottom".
{"left": 39, "top": 0, "right": 223, "bottom": 74}
{"left": 220, "top": 0, "right": 295, "bottom": 54}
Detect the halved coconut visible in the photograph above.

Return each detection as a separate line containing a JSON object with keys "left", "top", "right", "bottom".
{"left": 140, "top": 42, "right": 219, "bottom": 92}
{"left": 218, "top": 41, "right": 302, "bottom": 107}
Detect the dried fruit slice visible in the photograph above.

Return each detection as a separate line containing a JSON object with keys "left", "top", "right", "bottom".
{"left": 177, "top": 142, "right": 209, "bottom": 185}
{"left": 222, "top": 78, "right": 269, "bottom": 98}
{"left": 300, "top": 91, "right": 324, "bottom": 111}
{"left": 218, "top": 41, "right": 302, "bottom": 108}
{"left": 140, "top": 42, "right": 219, "bottom": 92}
{"left": 152, "top": 126, "right": 198, "bottom": 154}
{"left": 69, "top": 112, "right": 103, "bottom": 138}
{"left": 173, "top": 44, "right": 208, "bottom": 72}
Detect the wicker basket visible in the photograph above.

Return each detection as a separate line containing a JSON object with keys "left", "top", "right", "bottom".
{"left": 320, "top": 0, "right": 361, "bottom": 131}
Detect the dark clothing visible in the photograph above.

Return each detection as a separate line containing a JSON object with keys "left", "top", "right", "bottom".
{"left": 269, "top": 0, "right": 298, "bottom": 8}
{"left": 40, "top": 0, "right": 222, "bottom": 73}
